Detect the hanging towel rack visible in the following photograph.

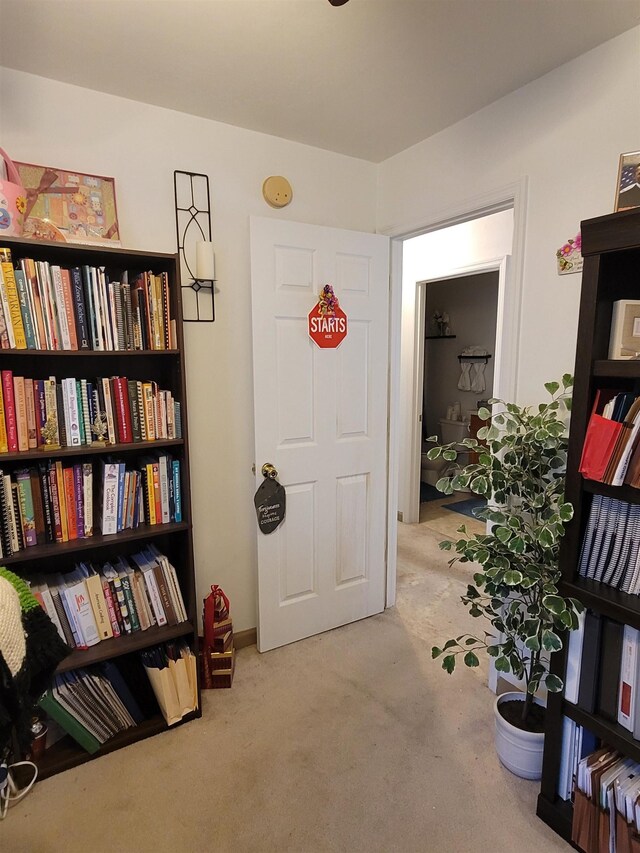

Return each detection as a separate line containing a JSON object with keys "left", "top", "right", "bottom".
{"left": 457, "top": 353, "right": 492, "bottom": 363}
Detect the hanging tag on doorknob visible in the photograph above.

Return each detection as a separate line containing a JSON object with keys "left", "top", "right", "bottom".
{"left": 254, "top": 464, "right": 286, "bottom": 534}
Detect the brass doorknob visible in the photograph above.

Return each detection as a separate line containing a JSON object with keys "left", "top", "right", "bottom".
{"left": 261, "top": 463, "right": 278, "bottom": 479}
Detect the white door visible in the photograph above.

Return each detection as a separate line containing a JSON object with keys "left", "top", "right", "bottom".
{"left": 250, "top": 216, "right": 390, "bottom": 651}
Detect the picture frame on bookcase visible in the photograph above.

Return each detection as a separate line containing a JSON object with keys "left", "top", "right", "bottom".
{"left": 609, "top": 300, "right": 640, "bottom": 359}
{"left": 14, "top": 161, "right": 121, "bottom": 247}
{"left": 615, "top": 151, "right": 640, "bottom": 213}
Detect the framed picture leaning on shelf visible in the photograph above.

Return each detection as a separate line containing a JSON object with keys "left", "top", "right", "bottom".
{"left": 14, "top": 161, "right": 121, "bottom": 247}
{"left": 615, "top": 151, "right": 640, "bottom": 212}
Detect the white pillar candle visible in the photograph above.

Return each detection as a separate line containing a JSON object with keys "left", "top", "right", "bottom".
{"left": 195, "top": 241, "right": 215, "bottom": 280}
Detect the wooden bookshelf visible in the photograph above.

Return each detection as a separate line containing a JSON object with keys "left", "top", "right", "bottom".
{"left": 537, "top": 207, "right": 640, "bottom": 844}
{"left": 0, "top": 234, "right": 200, "bottom": 776}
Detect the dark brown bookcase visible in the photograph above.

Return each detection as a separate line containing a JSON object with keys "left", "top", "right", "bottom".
{"left": 0, "top": 235, "right": 200, "bottom": 779}
{"left": 537, "top": 207, "right": 640, "bottom": 841}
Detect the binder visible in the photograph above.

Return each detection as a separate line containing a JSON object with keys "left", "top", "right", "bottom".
{"left": 577, "top": 610, "right": 603, "bottom": 714}
{"left": 596, "top": 618, "right": 624, "bottom": 721}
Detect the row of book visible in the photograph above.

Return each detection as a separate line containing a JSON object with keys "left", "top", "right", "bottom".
{"left": 31, "top": 545, "right": 188, "bottom": 650}
{"left": 0, "top": 247, "right": 176, "bottom": 352}
{"left": 578, "top": 495, "right": 640, "bottom": 593}
{"left": 558, "top": 719, "right": 597, "bottom": 802}
{"left": 565, "top": 611, "right": 640, "bottom": 740}
{"left": 100, "top": 454, "right": 182, "bottom": 535}
{"left": 0, "top": 370, "right": 182, "bottom": 454}
{"left": 571, "top": 745, "right": 640, "bottom": 853}
{"left": 39, "top": 642, "right": 198, "bottom": 754}
{"left": 0, "top": 461, "right": 93, "bottom": 558}
{"left": 580, "top": 389, "right": 640, "bottom": 488}
{"left": 0, "top": 452, "right": 182, "bottom": 558}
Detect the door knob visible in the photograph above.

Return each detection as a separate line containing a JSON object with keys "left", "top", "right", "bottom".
{"left": 261, "top": 463, "right": 278, "bottom": 479}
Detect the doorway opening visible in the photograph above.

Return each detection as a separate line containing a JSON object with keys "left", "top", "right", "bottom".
{"left": 419, "top": 270, "right": 498, "bottom": 506}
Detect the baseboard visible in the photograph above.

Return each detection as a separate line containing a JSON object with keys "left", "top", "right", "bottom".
{"left": 234, "top": 628, "right": 257, "bottom": 650}
{"left": 198, "top": 628, "right": 257, "bottom": 652}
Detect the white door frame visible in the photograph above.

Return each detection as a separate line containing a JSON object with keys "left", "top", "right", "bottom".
{"left": 383, "top": 178, "right": 528, "bottom": 606}
{"left": 406, "top": 257, "right": 508, "bottom": 525}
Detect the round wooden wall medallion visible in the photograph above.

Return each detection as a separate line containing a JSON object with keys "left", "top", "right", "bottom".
{"left": 262, "top": 176, "right": 293, "bottom": 208}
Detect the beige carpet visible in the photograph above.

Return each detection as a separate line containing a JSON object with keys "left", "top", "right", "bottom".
{"left": 3, "top": 499, "right": 569, "bottom": 852}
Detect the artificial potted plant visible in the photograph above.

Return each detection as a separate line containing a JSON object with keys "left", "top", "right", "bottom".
{"left": 428, "top": 376, "right": 583, "bottom": 780}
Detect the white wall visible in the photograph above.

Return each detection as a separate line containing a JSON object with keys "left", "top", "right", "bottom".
{"left": 0, "top": 67, "right": 378, "bottom": 632}
{"left": 380, "top": 25, "right": 640, "bottom": 411}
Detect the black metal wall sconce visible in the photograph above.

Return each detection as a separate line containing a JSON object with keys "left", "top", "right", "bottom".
{"left": 174, "top": 170, "right": 216, "bottom": 322}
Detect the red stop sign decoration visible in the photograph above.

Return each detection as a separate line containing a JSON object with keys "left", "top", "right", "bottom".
{"left": 308, "top": 303, "right": 348, "bottom": 348}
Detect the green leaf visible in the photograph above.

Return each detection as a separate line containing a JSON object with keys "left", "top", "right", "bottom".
{"left": 559, "top": 502, "right": 574, "bottom": 521}
{"left": 545, "top": 381, "right": 560, "bottom": 396}
{"left": 562, "top": 374, "right": 573, "bottom": 389}
{"left": 545, "top": 673, "right": 563, "bottom": 692}
{"left": 543, "top": 594, "right": 566, "bottom": 615}
{"left": 438, "top": 540, "right": 453, "bottom": 551}
{"left": 442, "top": 655, "right": 456, "bottom": 674}
{"left": 426, "top": 447, "right": 442, "bottom": 460}
{"left": 504, "top": 569, "right": 523, "bottom": 585}
{"left": 524, "top": 634, "right": 541, "bottom": 651}
{"left": 442, "top": 639, "right": 457, "bottom": 651}
{"left": 435, "top": 477, "right": 454, "bottom": 495}
{"left": 486, "top": 645, "right": 501, "bottom": 657}
{"left": 443, "top": 450, "right": 458, "bottom": 461}
{"left": 432, "top": 646, "right": 442, "bottom": 658}
{"left": 465, "top": 637, "right": 478, "bottom": 645}
{"left": 495, "top": 526, "right": 512, "bottom": 544}
{"left": 508, "top": 536, "right": 525, "bottom": 554}
{"left": 464, "top": 651, "right": 480, "bottom": 668}
{"left": 494, "top": 656, "right": 510, "bottom": 673}
{"left": 478, "top": 407, "right": 491, "bottom": 420}
{"left": 542, "top": 629, "right": 562, "bottom": 652}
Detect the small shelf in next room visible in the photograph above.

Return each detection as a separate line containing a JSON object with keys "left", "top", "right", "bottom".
{"left": 425, "top": 334, "right": 457, "bottom": 339}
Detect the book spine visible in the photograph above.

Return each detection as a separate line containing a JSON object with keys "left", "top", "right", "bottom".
{"left": 0, "top": 266, "right": 12, "bottom": 348}
{"left": 73, "top": 463, "right": 85, "bottom": 539}
{"left": 13, "top": 268, "right": 37, "bottom": 349}
{"left": 110, "top": 574, "right": 132, "bottom": 634}
{"left": 24, "top": 377, "right": 38, "bottom": 449}
{"left": 47, "top": 463, "right": 63, "bottom": 543}
{"left": 119, "top": 572, "right": 140, "bottom": 632}
{"left": 152, "top": 563, "right": 177, "bottom": 624}
{"left": 11, "top": 483, "right": 24, "bottom": 550}
{"left": 116, "top": 463, "right": 126, "bottom": 532}
{"left": 84, "top": 572, "right": 113, "bottom": 640}
{"left": 0, "top": 254, "right": 27, "bottom": 348}
{"left": 12, "top": 374, "right": 28, "bottom": 452}
{"left": 101, "top": 377, "right": 117, "bottom": 444}
{"left": 63, "top": 465, "right": 78, "bottom": 540}
{"left": 158, "top": 455, "right": 170, "bottom": 523}
{"left": 101, "top": 576, "right": 121, "bottom": 638}
{"left": 29, "top": 467, "right": 46, "bottom": 545}
{"left": 161, "top": 272, "right": 171, "bottom": 349}
{"left": 38, "top": 463, "right": 54, "bottom": 543}
{"left": 15, "top": 469, "right": 37, "bottom": 547}
{"left": 101, "top": 461, "right": 119, "bottom": 535}
{"left": 113, "top": 377, "right": 132, "bottom": 443}
{"left": 59, "top": 268, "right": 78, "bottom": 349}
{"left": 44, "top": 377, "right": 60, "bottom": 445}
{"left": 81, "top": 266, "right": 98, "bottom": 349}
{"left": 141, "top": 566, "right": 167, "bottom": 626}
{"left": 142, "top": 382, "right": 155, "bottom": 441}
{"left": 50, "top": 266, "right": 71, "bottom": 350}
{"left": 55, "top": 460, "right": 69, "bottom": 541}
{"left": 41, "top": 262, "right": 60, "bottom": 350}
{"left": 34, "top": 380, "right": 46, "bottom": 448}
{"left": 0, "top": 377, "right": 8, "bottom": 454}
{"left": 64, "top": 377, "right": 82, "bottom": 447}
{"left": 172, "top": 459, "right": 182, "bottom": 522}
{"left": 50, "top": 590, "right": 76, "bottom": 648}
{"left": 67, "top": 579, "right": 100, "bottom": 646}
{"left": 70, "top": 267, "right": 91, "bottom": 349}
{"left": 1, "top": 371, "right": 17, "bottom": 452}
{"left": 82, "top": 462, "right": 93, "bottom": 537}
{"left": 21, "top": 259, "right": 44, "bottom": 348}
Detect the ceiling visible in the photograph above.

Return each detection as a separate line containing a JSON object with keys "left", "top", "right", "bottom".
{"left": 1, "top": 0, "right": 639, "bottom": 162}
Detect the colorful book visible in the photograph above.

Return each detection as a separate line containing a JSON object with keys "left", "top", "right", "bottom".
{"left": 0, "top": 249, "right": 27, "bottom": 348}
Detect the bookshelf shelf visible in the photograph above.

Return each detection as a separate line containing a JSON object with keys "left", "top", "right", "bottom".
{"left": 560, "top": 577, "right": 640, "bottom": 631}
{"left": 56, "top": 620, "right": 195, "bottom": 673}
{"left": 37, "top": 710, "right": 199, "bottom": 780}
{"left": 593, "top": 359, "right": 640, "bottom": 378}
{"left": 538, "top": 207, "right": 640, "bottom": 843}
{"left": 0, "top": 234, "right": 200, "bottom": 778}
{"left": 1, "top": 521, "right": 191, "bottom": 566}
{"left": 0, "top": 438, "right": 184, "bottom": 463}
{"left": 562, "top": 700, "right": 640, "bottom": 764}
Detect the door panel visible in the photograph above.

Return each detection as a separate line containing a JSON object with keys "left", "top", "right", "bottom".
{"left": 250, "top": 217, "right": 390, "bottom": 651}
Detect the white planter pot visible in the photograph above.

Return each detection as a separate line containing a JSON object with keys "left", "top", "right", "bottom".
{"left": 494, "top": 691, "right": 545, "bottom": 780}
